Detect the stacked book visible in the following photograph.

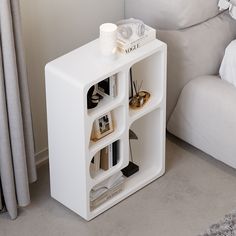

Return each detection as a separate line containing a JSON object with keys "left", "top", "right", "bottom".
{"left": 90, "top": 171, "right": 125, "bottom": 210}
{"left": 117, "top": 24, "right": 156, "bottom": 54}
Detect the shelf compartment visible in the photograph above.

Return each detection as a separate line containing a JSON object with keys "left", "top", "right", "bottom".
{"left": 90, "top": 179, "right": 125, "bottom": 211}
{"left": 87, "top": 72, "right": 126, "bottom": 116}
{"left": 128, "top": 50, "right": 165, "bottom": 122}
{"left": 89, "top": 140, "right": 121, "bottom": 179}
{"left": 88, "top": 133, "right": 129, "bottom": 187}
{"left": 89, "top": 105, "right": 126, "bottom": 151}
{"left": 89, "top": 170, "right": 125, "bottom": 211}
{"left": 127, "top": 108, "right": 165, "bottom": 178}
{"left": 89, "top": 167, "right": 164, "bottom": 217}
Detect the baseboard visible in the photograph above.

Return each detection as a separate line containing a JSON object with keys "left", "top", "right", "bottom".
{"left": 35, "top": 148, "right": 49, "bottom": 168}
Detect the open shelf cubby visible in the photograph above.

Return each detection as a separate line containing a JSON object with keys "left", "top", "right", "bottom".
{"left": 129, "top": 50, "right": 165, "bottom": 123}
{"left": 89, "top": 105, "right": 125, "bottom": 151}
{"left": 128, "top": 108, "right": 165, "bottom": 176}
{"left": 90, "top": 172, "right": 125, "bottom": 211}
{"left": 46, "top": 39, "right": 166, "bottom": 220}
{"left": 87, "top": 71, "right": 126, "bottom": 117}
{"left": 89, "top": 140, "right": 121, "bottom": 179}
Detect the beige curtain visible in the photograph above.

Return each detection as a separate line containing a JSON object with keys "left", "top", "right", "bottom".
{"left": 0, "top": 0, "right": 37, "bottom": 219}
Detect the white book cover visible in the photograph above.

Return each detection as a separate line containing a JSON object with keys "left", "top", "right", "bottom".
{"left": 108, "top": 144, "right": 113, "bottom": 169}
{"left": 109, "top": 75, "right": 117, "bottom": 98}
{"left": 94, "top": 151, "right": 101, "bottom": 172}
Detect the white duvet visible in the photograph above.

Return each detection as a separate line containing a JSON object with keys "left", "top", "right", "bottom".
{"left": 220, "top": 40, "right": 236, "bottom": 87}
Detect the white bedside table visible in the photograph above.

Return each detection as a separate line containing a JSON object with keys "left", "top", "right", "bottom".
{"left": 45, "top": 38, "right": 167, "bottom": 221}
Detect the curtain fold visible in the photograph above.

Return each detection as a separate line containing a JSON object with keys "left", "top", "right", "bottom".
{"left": 0, "top": 0, "right": 37, "bottom": 219}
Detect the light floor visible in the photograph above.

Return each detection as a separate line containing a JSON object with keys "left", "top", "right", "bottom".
{"left": 1, "top": 135, "right": 236, "bottom": 236}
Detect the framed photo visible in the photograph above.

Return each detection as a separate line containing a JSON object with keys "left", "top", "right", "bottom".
{"left": 91, "top": 112, "right": 114, "bottom": 141}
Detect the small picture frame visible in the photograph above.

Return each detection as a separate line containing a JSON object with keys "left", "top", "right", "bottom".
{"left": 91, "top": 112, "right": 114, "bottom": 141}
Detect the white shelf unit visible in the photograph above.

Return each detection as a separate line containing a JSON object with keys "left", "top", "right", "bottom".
{"left": 45, "top": 39, "right": 167, "bottom": 221}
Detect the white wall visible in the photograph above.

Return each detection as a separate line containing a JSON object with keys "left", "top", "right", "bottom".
{"left": 20, "top": 0, "right": 124, "bottom": 161}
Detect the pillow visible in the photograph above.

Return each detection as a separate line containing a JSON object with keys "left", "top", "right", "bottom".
{"left": 220, "top": 40, "right": 236, "bottom": 87}
{"left": 125, "top": 0, "right": 220, "bottom": 30}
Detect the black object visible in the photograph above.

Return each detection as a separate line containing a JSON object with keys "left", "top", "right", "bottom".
{"left": 129, "top": 129, "right": 138, "bottom": 140}
{"left": 87, "top": 86, "right": 95, "bottom": 98}
{"left": 98, "top": 78, "right": 110, "bottom": 95}
{"left": 112, "top": 141, "right": 119, "bottom": 166}
{"left": 121, "top": 161, "right": 139, "bottom": 177}
{"left": 129, "top": 68, "right": 134, "bottom": 99}
{"left": 87, "top": 86, "right": 103, "bottom": 109}
{"left": 87, "top": 86, "right": 96, "bottom": 109}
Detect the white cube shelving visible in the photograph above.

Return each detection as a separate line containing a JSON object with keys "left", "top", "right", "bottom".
{"left": 45, "top": 39, "right": 167, "bottom": 221}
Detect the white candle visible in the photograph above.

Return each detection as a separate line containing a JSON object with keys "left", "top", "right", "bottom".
{"left": 99, "top": 23, "right": 117, "bottom": 57}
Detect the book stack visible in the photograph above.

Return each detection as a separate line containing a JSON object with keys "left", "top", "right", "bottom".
{"left": 90, "top": 171, "right": 125, "bottom": 210}
{"left": 117, "top": 24, "right": 156, "bottom": 54}
{"left": 90, "top": 141, "right": 119, "bottom": 178}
